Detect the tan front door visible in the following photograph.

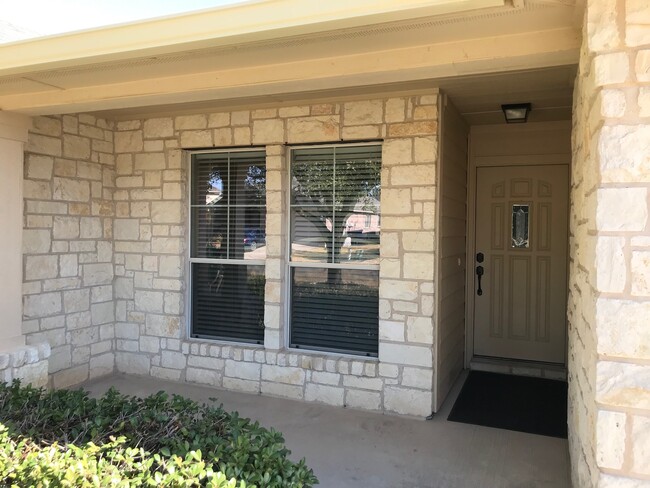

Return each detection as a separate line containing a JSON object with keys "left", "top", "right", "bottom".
{"left": 473, "top": 165, "right": 568, "bottom": 364}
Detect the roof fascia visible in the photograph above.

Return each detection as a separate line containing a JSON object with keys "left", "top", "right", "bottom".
{"left": 0, "top": 0, "right": 503, "bottom": 76}
{"left": 0, "top": 26, "right": 579, "bottom": 116}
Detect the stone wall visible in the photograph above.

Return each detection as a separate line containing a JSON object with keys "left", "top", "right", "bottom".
{"left": 569, "top": 0, "right": 650, "bottom": 485}
{"left": 23, "top": 114, "right": 116, "bottom": 388}
{"left": 0, "top": 343, "right": 51, "bottom": 388}
{"left": 111, "top": 94, "right": 439, "bottom": 416}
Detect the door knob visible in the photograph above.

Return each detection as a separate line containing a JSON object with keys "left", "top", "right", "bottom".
{"left": 476, "top": 265, "right": 484, "bottom": 296}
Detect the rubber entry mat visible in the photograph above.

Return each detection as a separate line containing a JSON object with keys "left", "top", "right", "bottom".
{"left": 447, "top": 371, "right": 568, "bottom": 438}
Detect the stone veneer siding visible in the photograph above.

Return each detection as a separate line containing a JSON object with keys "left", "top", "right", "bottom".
{"left": 23, "top": 114, "right": 116, "bottom": 389}
{"left": 112, "top": 94, "right": 439, "bottom": 416}
{"left": 0, "top": 343, "right": 51, "bottom": 388}
{"left": 23, "top": 93, "right": 440, "bottom": 417}
{"left": 569, "top": 0, "right": 650, "bottom": 485}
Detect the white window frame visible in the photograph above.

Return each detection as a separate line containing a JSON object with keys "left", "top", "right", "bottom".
{"left": 186, "top": 147, "right": 267, "bottom": 345}
{"left": 285, "top": 142, "right": 382, "bottom": 357}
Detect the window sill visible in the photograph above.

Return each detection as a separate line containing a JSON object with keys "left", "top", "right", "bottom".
{"left": 186, "top": 336, "right": 265, "bottom": 351}
{"left": 286, "top": 346, "right": 379, "bottom": 363}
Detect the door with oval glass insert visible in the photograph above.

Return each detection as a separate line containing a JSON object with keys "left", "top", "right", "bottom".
{"left": 473, "top": 165, "right": 568, "bottom": 363}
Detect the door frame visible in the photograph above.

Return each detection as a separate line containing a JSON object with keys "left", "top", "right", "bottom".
{"left": 464, "top": 123, "right": 572, "bottom": 370}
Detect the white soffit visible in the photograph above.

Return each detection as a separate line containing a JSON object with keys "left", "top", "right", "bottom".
{"left": 0, "top": 0, "right": 504, "bottom": 75}
{"left": 0, "top": 0, "right": 581, "bottom": 116}
{"left": 6, "top": 1, "right": 575, "bottom": 90}
{"left": 439, "top": 65, "right": 577, "bottom": 124}
{"left": 85, "top": 65, "right": 576, "bottom": 124}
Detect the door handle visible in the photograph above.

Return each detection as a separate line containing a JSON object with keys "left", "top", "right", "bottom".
{"left": 476, "top": 265, "right": 484, "bottom": 296}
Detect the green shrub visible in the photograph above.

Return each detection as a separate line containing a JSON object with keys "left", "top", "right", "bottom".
{"left": 0, "top": 426, "right": 243, "bottom": 487}
{"left": 0, "top": 381, "right": 318, "bottom": 487}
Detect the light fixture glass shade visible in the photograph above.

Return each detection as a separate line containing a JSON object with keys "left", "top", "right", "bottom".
{"left": 501, "top": 103, "right": 531, "bottom": 123}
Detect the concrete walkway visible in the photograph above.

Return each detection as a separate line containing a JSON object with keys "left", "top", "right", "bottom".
{"left": 83, "top": 373, "right": 570, "bottom": 488}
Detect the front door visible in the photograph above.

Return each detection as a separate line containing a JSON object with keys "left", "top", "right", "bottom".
{"left": 473, "top": 165, "right": 568, "bottom": 364}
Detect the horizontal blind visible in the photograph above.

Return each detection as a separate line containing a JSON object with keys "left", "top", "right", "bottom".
{"left": 290, "top": 268, "right": 379, "bottom": 356}
{"left": 191, "top": 264, "right": 265, "bottom": 343}
{"left": 190, "top": 150, "right": 266, "bottom": 343}
{"left": 289, "top": 144, "right": 381, "bottom": 357}
{"left": 191, "top": 151, "right": 266, "bottom": 260}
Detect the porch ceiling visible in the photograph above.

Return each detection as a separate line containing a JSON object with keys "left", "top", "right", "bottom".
{"left": 439, "top": 64, "right": 577, "bottom": 125}
{"left": 0, "top": 0, "right": 582, "bottom": 117}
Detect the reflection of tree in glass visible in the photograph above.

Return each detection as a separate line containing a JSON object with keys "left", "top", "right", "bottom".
{"left": 244, "top": 165, "right": 266, "bottom": 201}
{"left": 204, "top": 165, "right": 265, "bottom": 204}
{"left": 209, "top": 171, "right": 223, "bottom": 191}
{"left": 292, "top": 156, "right": 380, "bottom": 282}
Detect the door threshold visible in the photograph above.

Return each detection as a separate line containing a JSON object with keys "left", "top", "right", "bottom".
{"left": 470, "top": 356, "right": 566, "bottom": 381}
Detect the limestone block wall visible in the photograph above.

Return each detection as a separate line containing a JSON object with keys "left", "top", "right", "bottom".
{"left": 112, "top": 93, "right": 439, "bottom": 416}
{"left": 0, "top": 344, "right": 51, "bottom": 388}
{"left": 569, "top": 1, "right": 650, "bottom": 485}
{"left": 22, "top": 114, "right": 116, "bottom": 388}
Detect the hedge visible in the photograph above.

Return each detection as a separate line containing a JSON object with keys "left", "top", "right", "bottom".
{"left": 0, "top": 381, "right": 317, "bottom": 487}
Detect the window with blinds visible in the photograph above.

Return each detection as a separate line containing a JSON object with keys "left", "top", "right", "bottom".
{"left": 289, "top": 144, "right": 381, "bottom": 356}
{"left": 189, "top": 150, "right": 266, "bottom": 344}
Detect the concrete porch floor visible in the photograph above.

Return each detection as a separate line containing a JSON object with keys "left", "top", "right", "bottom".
{"left": 83, "top": 372, "right": 570, "bottom": 488}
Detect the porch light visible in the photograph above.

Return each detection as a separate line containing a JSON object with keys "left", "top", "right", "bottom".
{"left": 501, "top": 103, "right": 531, "bottom": 123}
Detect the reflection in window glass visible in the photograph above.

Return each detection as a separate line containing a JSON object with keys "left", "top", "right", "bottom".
{"left": 190, "top": 151, "right": 266, "bottom": 343}
{"left": 290, "top": 208, "right": 331, "bottom": 263}
{"left": 191, "top": 151, "right": 266, "bottom": 260}
{"left": 290, "top": 146, "right": 381, "bottom": 266}
{"left": 289, "top": 144, "right": 381, "bottom": 356}
{"left": 336, "top": 207, "right": 380, "bottom": 264}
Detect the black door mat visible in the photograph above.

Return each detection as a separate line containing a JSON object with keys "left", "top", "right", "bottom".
{"left": 447, "top": 371, "right": 568, "bottom": 438}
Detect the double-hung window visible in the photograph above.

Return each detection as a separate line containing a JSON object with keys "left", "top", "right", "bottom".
{"left": 289, "top": 144, "right": 381, "bottom": 357}
{"left": 189, "top": 150, "right": 266, "bottom": 344}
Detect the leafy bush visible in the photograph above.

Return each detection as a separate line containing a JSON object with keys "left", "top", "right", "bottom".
{"left": 0, "top": 381, "right": 317, "bottom": 487}
{"left": 0, "top": 427, "right": 242, "bottom": 487}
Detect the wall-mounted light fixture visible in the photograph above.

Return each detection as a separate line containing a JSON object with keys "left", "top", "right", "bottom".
{"left": 501, "top": 103, "right": 532, "bottom": 124}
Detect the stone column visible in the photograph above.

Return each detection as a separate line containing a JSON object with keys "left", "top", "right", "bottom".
{"left": 0, "top": 112, "right": 31, "bottom": 352}
{"left": 377, "top": 94, "right": 438, "bottom": 417}
{"left": 0, "top": 112, "right": 50, "bottom": 388}
{"left": 264, "top": 144, "right": 287, "bottom": 350}
{"left": 569, "top": 1, "right": 650, "bottom": 485}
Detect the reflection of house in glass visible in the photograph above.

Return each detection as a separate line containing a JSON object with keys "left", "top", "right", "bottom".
{"left": 342, "top": 197, "right": 380, "bottom": 261}
{"left": 345, "top": 197, "right": 380, "bottom": 234}
{"left": 291, "top": 195, "right": 380, "bottom": 265}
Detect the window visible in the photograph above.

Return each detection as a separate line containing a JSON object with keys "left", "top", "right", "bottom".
{"left": 289, "top": 144, "right": 381, "bottom": 356}
{"left": 189, "top": 150, "right": 266, "bottom": 343}
{"left": 511, "top": 204, "right": 530, "bottom": 248}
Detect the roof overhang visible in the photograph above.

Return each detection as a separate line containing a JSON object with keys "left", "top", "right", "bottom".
{"left": 0, "top": 0, "right": 505, "bottom": 75}
{"left": 0, "top": 0, "right": 583, "bottom": 118}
